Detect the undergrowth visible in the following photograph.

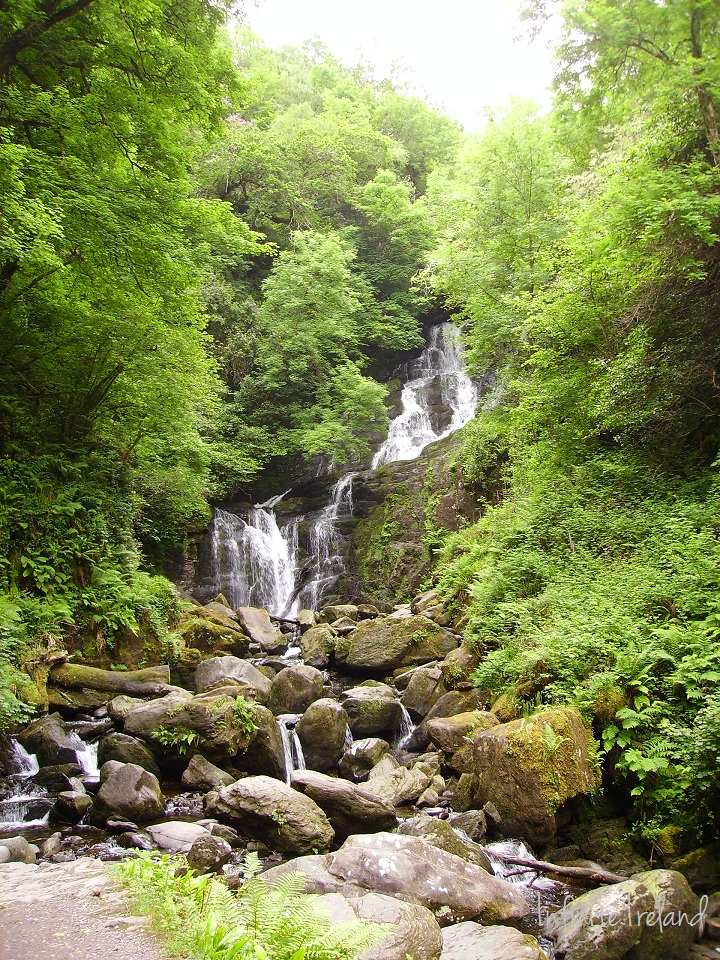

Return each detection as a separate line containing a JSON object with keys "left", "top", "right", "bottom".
{"left": 115, "top": 852, "right": 390, "bottom": 960}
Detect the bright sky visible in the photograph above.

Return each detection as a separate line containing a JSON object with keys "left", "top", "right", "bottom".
{"left": 243, "top": 0, "right": 557, "bottom": 130}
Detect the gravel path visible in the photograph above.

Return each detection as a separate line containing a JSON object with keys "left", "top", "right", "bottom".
{"left": 0, "top": 859, "right": 169, "bottom": 960}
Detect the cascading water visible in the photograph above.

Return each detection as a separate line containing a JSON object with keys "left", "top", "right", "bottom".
{"left": 7, "top": 740, "right": 39, "bottom": 777}
{"left": 277, "top": 716, "right": 306, "bottom": 784}
{"left": 393, "top": 704, "right": 416, "bottom": 749}
{"left": 297, "top": 473, "right": 355, "bottom": 610}
{"left": 372, "top": 322, "right": 476, "bottom": 468}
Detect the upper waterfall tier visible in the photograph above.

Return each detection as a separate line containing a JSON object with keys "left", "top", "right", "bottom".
{"left": 372, "top": 322, "right": 477, "bottom": 468}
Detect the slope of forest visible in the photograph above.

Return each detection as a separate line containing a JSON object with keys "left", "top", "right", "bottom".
{"left": 1, "top": 0, "right": 720, "bottom": 847}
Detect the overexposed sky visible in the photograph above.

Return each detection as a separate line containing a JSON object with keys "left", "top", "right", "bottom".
{"left": 243, "top": 0, "right": 557, "bottom": 130}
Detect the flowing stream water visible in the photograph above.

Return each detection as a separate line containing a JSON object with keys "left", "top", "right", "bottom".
{"left": 209, "top": 322, "right": 476, "bottom": 615}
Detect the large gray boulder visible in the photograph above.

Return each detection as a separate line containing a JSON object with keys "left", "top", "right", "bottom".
{"left": 338, "top": 737, "right": 390, "bottom": 782}
{"left": 235, "top": 607, "right": 284, "bottom": 651}
{"left": 97, "top": 732, "right": 161, "bottom": 778}
{"left": 340, "top": 683, "right": 403, "bottom": 739}
{"left": 544, "top": 869, "right": 701, "bottom": 960}
{"left": 181, "top": 754, "right": 235, "bottom": 791}
{"left": 334, "top": 615, "right": 459, "bottom": 673}
{"left": 470, "top": 707, "right": 601, "bottom": 845}
{"left": 0, "top": 836, "right": 39, "bottom": 864}
{"left": 401, "top": 664, "right": 446, "bottom": 720}
{"left": 315, "top": 891, "right": 442, "bottom": 960}
{"left": 326, "top": 832, "right": 528, "bottom": 925}
{"left": 364, "top": 754, "right": 432, "bottom": 807}
{"left": 426, "top": 710, "right": 499, "bottom": 757}
{"left": 441, "top": 922, "right": 550, "bottom": 960}
{"left": 267, "top": 665, "right": 324, "bottom": 715}
{"left": 205, "top": 775, "right": 334, "bottom": 854}
{"left": 89, "top": 762, "right": 164, "bottom": 825}
{"left": 299, "top": 624, "right": 335, "bottom": 669}
{"left": 290, "top": 769, "right": 397, "bottom": 840}
{"left": 398, "top": 812, "right": 492, "bottom": 871}
{"left": 402, "top": 688, "right": 489, "bottom": 752}
{"left": 146, "top": 821, "right": 211, "bottom": 852}
{"left": 17, "top": 714, "right": 81, "bottom": 767}
{"left": 236, "top": 703, "right": 286, "bottom": 781}
{"left": 194, "top": 656, "right": 272, "bottom": 703}
{"left": 178, "top": 607, "right": 250, "bottom": 658}
{"left": 295, "top": 698, "right": 349, "bottom": 772}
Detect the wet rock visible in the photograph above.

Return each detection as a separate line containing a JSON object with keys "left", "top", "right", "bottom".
{"left": 116, "top": 832, "right": 154, "bottom": 851}
{"left": 52, "top": 790, "right": 93, "bottom": 824}
{"left": 398, "top": 812, "right": 492, "bottom": 871}
{"left": 334, "top": 615, "right": 459, "bottom": 674}
{"left": 340, "top": 684, "right": 403, "bottom": 738}
{"left": 187, "top": 833, "right": 232, "bottom": 873}
{"left": 441, "top": 922, "right": 550, "bottom": 960}
{"left": 34, "top": 762, "right": 84, "bottom": 792}
{"left": 17, "top": 714, "right": 80, "bottom": 766}
{"left": 205, "top": 775, "right": 334, "bottom": 855}
{"left": 235, "top": 607, "right": 284, "bottom": 652}
{"left": 449, "top": 809, "right": 488, "bottom": 842}
{"left": 89, "top": 762, "right": 164, "bottom": 826}
{"left": 327, "top": 832, "right": 528, "bottom": 924}
{"left": 297, "top": 609, "right": 317, "bottom": 632}
{"left": 544, "top": 869, "right": 701, "bottom": 960}
{"left": 471, "top": 707, "right": 601, "bottom": 845}
{"left": 194, "top": 656, "right": 272, "bottom": 702}
{"left": 296, "top": 698, "right": 349, "bottom": 772}
{"left": 318, "top": 604, "right": 358, "bottom": 624}
{"left": 41, "top": 833, "right": 63, "bottom": 858}
{"left": 182, "top": 754, "right": 235, "bottom": 791}
{"left": 146, "top": 821, "right": 211, "bottom": 852}
{"left": 365, "top": 755, "right": 432, "bottom": 807}
{"left": 97, "top": 732, "right": 161, "bottom": 778}
{"left": 401, "top": 664, "right": 446, "bottom": 720}
{"left": 290, "top": 769, "right": 397, "bottom": 840}
{"left": 179, "top": 607, "right": 250, "bottom": 657}
{"left": 315, "top": 891, "right": 442, "bottom": 960}
{"left": 668, "top": 842, "right": 720, "bottom": 890}
{"left": 267, "top": 665, "right": 324, "bottom": 715}
{"left": 0, "top": 836, "right": 39, "bottom": 864}
{"left": 236, "top": 703, "right": 286, "bottom": 781}
{"left": 49, "top": 663, "right": 172, "bottom": 697}
{"left": 427, "top": 710, "right": 499, "bottom": 756}
{"left": 298, "top": 624, "right": 334, "bottom": 669}
{"left": 338, "top": 737, "right": 390, "bottom": 782}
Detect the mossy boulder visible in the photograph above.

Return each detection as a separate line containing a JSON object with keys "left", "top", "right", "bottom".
{"left": 267, "top": 665, "right": 324, "bottom": 716}
{"left": 340, "top": 683, "right": 403, "bottom": 738}
{"left": 299, "top": 624, "right": 335, "bottom": 669}
{"left": 50, "top": 663, "right": 172, "bottom": 698}
{"left": 427, "top": 710, "right": 499, "bottom": 756}
{"left": 296, "top": 698, "right": 349, "bottom": 772}
{"left": 471, "top": 707, "right": 601, "bottom": 845}
{"left": 89, "top": 762, "right": 164, "bottom": 826}
{"left": 178, "top": 608, "right": 249, "bottom": 657}
{"left": 335, "top": 615, "right": 459, "bottom": 674}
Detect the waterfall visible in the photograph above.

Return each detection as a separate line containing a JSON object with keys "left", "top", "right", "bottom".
{"left": 0, "top": 783, "right": 48, "bottom": 827}
{"left": 277, "top": 716, "right": 306, "bottom": 784}
{"left": 76, "top": 740, "right": 100, "bottom": 778}
{"left": 210, "top": 491, "right": 299, "bottom": 617}
{"left": 298, "top": 473, "right": 355, "bottom": 610}
{"left": 372, "top": 323, "right": 477, "bottom": 468}
{"left": 8, "top": 740, "right": 39, "bottom": 777}
{"left": 393, "top": 704, "right": 416, "bottom": 749}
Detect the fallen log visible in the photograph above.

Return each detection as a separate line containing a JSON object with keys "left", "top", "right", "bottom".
{"left": 483, "top": 849, "right": 627, "bottom": 887}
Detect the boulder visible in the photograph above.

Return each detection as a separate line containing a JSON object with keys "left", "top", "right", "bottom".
{"left": 441, "top": 922, "right": 550, "bottom": 960}
{"left": 34, "top": 762, "right": 84, "bottom": 792}
{"left": 340, "top": 684, "right": 403, "bottom": 738}
{"left": 427, "top": 711, "right": 499, "bottom": 756}
{"left": 0, "top": 836, "right": 39, "bottom": 864}
{"left": 326, "top": 832, "right": 528, "bottom": 925}
{"left": 194, "top": 656, "right": 272, "bottom": 702}
{"left": 49, "top": 663, "right": 172, "bottom": 697}
{"left": 544, "top": 869, "right": 701, "bottom": 960}
{"left": 334, "top": 615, "right": 459, "bottom": 673}
{"left": 186, "top": 834, "right": 232, "bottom": 874}
{"left": 365, "top": 755, "right": 432, "bottom": 807}
{"left": 178, "top": 607, "right": 250, "bottom": 657}
{"left": 411, "top": 589, "right": 452, "bottom": 626}
{"left": 121, "top": 690, "right": 193, "bottom": 739}
{"left": 441, "top": 644, "right": 481, "bottom": 688}
{"left": 89, "top": 762, "right": 164, "bottom": 825}
{"left": 296, "top": 609, "right": 317, "bottom": 632}
{"left": 296, "top": 698, "right": 349, "bottom": 772}
{"left": 314, "top": 891, "right": 442, "bottom": 960}
{"left": 298, "top": 625, "right": 334, "bottom": 669}
{"left": 398, "top": 812, "right": 492, "bottom": 871}
{"left": 267, "top": 665, "right": 324, "bottom": 716}
{"left": 471, "top": 707, "right": 601, "bottom": 845}
{"left": 236, "top": 704, "right": 286, "bottom": 781}
{"left": 401, "top": 664, "right": 446, "bottom": 720}
{"left": 146, "top": 821, "right": 211, "bottom": 852}
{"left": 206, "top": 775, "right": 334, "bottom": 855}
{"left": 17, "top": 714, "right": 81, "bottom": 766}
{"left": 401, "top": 688, "right": 488, "bottom": 752}
{"left": 235, "top": 607, "right": 284, "bottom": 652}
{"left": 107, "top": 695, "right": 145, "bottom": 722}
{"left": 52, "top": 791, "right": 92, "bottom": 824}
{"left": 338, "top": 737, "right": 390, "bottom": 782}
{"left": 182, "top": 754, "right": 235, "bottom": 791}
{"left": 290, "top": 769, "right": 397, "bottom": 840}
{"left": 97, "top": 732, "right": 161, "bottom": 778}
{"left": 318, "top": 604, "right": 358, "bottom": 624}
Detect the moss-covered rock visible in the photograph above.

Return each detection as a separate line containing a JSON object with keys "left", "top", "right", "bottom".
{"left": 335, "top": 615, "right": 459, "bottom": 674}
{"left": 471, "top": 707, "right": 601, "bottom": 845}
{"left": 178, "top": 608, "right": 249, "bottom": 657}
{"left": 427, "top": 710, "right": 499, "bottom": 755}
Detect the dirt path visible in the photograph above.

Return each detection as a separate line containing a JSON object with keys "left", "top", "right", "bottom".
{"left": 0, "top": 859, "right": 169, "bottom": 960}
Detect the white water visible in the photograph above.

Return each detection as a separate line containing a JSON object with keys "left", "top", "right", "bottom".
{"left": 297, "top": 473, "right": 355, "bottom": 611}
{"left": 393, "top": 704, "right": 416, "bottom": 749}
{"left": 0, "top": 782, "right": 48, "bottom": 826}
{"left": 8, "top": 740, "right": 39, "bottom": 777}
{"left": 277, "top": 717, "right": 306, "bottom": 784}
{"left": 372, "top": 323, "right": 476, "bottom": 468}
{"left": 76, "top": 740, "right": 100, "bottom": 778}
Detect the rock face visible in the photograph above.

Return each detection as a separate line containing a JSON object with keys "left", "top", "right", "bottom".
{"left": 335, "top": 615, "right": 459, "bottom": 673}
{"left": 340, "top": 683, "right": 403, "bottom": 738}
{"left": 314, "top": 891, "right": 442, "bottom": 960}
{"left": 441, "top": 922, "right": 550, "bottom": 960}
{"left": 235, "top": 607, "right": 284, "bottom": 651}
{"left": 295, "top": 698, "right": 349, "bottom": 772}
{"left": 90, "top": 762, "right": 164, "bottom": 825}
{"left": 326, "top": 832, "right": 529, "bottom": 925}
{"left": 544, "top": 869, "right": 701, "bottom": 960}
{"left": 290, "top": 769, "right": 398, "bottom": 840}
{"left": 267, "top": 665, "right": 324, "bottom": 715}
{"left": 205, "top": 775, "right": 334, "bottom": 854}
{"left": 194, "top": 656, "right": 272, "bottom": 702}
{"left": 97, "top": 732, "right": 161, "bottom": 778}
{"left": 471, "top": 707, "right": 601, "bottom": 845}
